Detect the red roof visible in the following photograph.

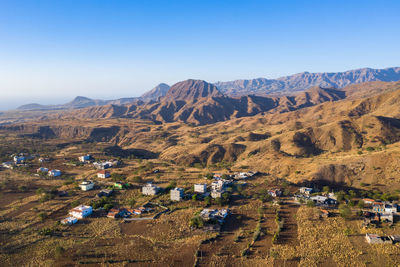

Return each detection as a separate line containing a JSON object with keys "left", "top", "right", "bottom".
{"left": 98, "top": 170, "right": 109, "bottom": 174}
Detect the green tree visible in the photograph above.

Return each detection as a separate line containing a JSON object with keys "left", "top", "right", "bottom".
{"left": 127, "top": 198, "right": 136, "bottom": 208}
{"left": 339, "top": 204, "right": 352, "bottom": 219}
{"left": 204, "top": 196, "right": 211, "bottom": 207}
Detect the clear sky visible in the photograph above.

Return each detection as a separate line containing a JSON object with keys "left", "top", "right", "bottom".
{"left": 0, "top": 0, "right": 399, "bottom": 110}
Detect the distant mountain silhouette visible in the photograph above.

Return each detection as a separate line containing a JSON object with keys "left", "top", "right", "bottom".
{"left": 16, "top": 66, "right": 400, "bottom": 111}
{"left": 215, "top": 67, "right": 400, "bottom": 96}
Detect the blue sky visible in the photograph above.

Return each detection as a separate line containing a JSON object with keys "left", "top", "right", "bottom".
{"left": 0, "top": 0, "right": 399, "bottom": 109}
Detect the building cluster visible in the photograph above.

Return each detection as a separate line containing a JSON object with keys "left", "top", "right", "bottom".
{"left": 210, "top": 179, "right": 231, "bottom": 199}
{"left": 1, "top": 153, "right": 38, "bottom": 169}
{"left": 200, "top": 208, "right": 229, "bottom": 224}
{"left": 295, "top": 187, "right": 338, "bottom": 207}
{"left": 362, "top": 199, "right": 399, "bottom": 226}
{"left": 107, "top": 204, "right": 154, "bottom": 218}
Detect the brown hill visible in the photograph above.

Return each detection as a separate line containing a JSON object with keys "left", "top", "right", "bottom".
{"left": 59, "top": 80, "right": 349, "bottom": 125}
{"left": 164, "top": 79, "right": 223, "bottom": 101}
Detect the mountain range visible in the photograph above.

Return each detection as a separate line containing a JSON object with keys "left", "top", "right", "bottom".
{"left": 60, "top": 79, "right": 385, "bottom": 125}
{"left": 15, "top": 66, "right": 400, "bottom": 112}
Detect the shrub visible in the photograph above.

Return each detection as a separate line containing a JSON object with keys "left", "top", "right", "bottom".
{"left": 271, "top": 139, "right": 281, "bottom": 152}
{"left": 189, "top": 216, "right": 204, "bottom": 228}
{"left": 71, "top": 200, "right": 80, "bottom": 207}
{"left": 366, "top": 146, "right": 375, "bottom": 152}
{"left": 339, "top": 204, "right": 352, "bottom": 219}
{"left": 165, "top": 180, "right": 177, "bottom": 191}
{"left": 131, "top": 176, "right": 142, "bottom": 183}
{"left": 38, "top": 212, "right": 48, "bottom": 221}
{"left": 103, "top": 204, "right": 113, "bottom": 211}
{"left": 127, "top": 198, "right": 136, "bottom": 208}
{"left": 204, "top": 196, "right": 211, "bottom": 207}
{"left": 55, "top": 246, "right": 65, "bottom": 258}
{"left": 306, "top": 200, "right": 315, "bottom": 207}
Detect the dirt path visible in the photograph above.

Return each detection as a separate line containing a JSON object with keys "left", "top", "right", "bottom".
{"left": 274, "top": 197, "right": 300, "bottom": 267}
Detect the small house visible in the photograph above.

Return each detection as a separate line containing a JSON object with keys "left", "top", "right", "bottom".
{"left": 320, "top": 209, "right": 331, "bottom": 218}
{"left": 268, "top": 189, "right": 282, "bottom": 197}
{"left": 299, "top": 187, "right": 313, "bottom": 195}
{"left": 365, "top": 233, "right": 393, "bottom": 244}
{"left": 69, "top": 205, "right": 93, "bottom": 219}
{"left": 211, "top": 190, "right": 224, "bottom": 199}
{"left": 97, "top": 189, "right": 113, "bottom": 198}
{"left": 107, "top": 208, "right": 128, "bottom": 218}
{"left": 97, "top": 170, "right": 110, "bottom": 178}
{"left": 380, "top": 212, "right": 394, "bottom": 223}
{"left": 211, "top": 180, "right": 229, "bottom": 192}
{"left": 170, "top": 187, "right": 184, "bottom": 201}
{"left": 78, "top": 154, "right": 92, "bottom": 162}
{"left": 362, "top": 198, "right": 375, "bottom": 205}
{"left": 13, "top": 156, "right": 26, "bottom": 164}
{"left": 61, "top": 217, "right": 78, "bottom": 225}
{"left": 38, "top": 157, "right": 50, "bottom": 163}
{"left": 142, "top": 182, "right": 161, "bottom": 196}
{"left": 79, "top": 181, "right": 94, "bottom": 191}
{"left": 194, "top": 184, "right": 207, "bottom": 194}
{"left": 2, "top": 162, "right": 15, "bottom": 169}
{"left": 48, "top": 169, "right": 61, "bottom": 177}
{"left": 385, "top": 204, "right": 398, "bottom": 213}
{"left": 114, "top": 182, "right": 124, "bottom": 189}
{"left": 93, "top": 162, "right": 110, "bottom": 170}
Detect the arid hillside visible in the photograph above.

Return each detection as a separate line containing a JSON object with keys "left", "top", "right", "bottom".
{"left": 56, "top": 80, "right": 353, "bottom": 125}
{"left": 2, "top": 81, "right": 400, "bottom": 190}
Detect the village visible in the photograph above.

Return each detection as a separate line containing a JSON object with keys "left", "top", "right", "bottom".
{"left": 2, "top": 151, "right": 400, "bottom": 251}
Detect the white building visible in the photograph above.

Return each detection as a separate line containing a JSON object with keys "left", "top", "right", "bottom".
{"left": 194, "top": 184, "right": 207, "bottom": 194}
{"left": 78, "top": 154, "right": 91, "bottom": 162}
{"left": 211, "top": 190, "right": 224, "bottom": 199}
{"left": 171, "top": 187, "right": 184, "bottom": 201}
{"left": 299, "top": 187, "right": 313, "bottom": 195}
{"left": 97, "top": 170, "right": 110, "bottom": 178}
{"left": 79, "top": 181, "right": 94, "bottom": 191}
{"left": 365, "top": 233, "right": 392, "bottom": 244}
{"left": 385, "top": 204, "right": 398, "bottom": 213}
{"left": 69, "top": 205, "right": 93, "bottom": 219}
{"left": 48, "top": 169, "right": 62, "bottom": 177}
{"left": 61, "top": 217, "right": 78, "bottom": 225}
{"left": 211, "top": 180, "right": 228, "bottom": 192}
{"left": 142, "top": 183, "right": 160, "bottom": 195}
{"left": 2, "top": 162, "right": 15, "bottom": 169}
